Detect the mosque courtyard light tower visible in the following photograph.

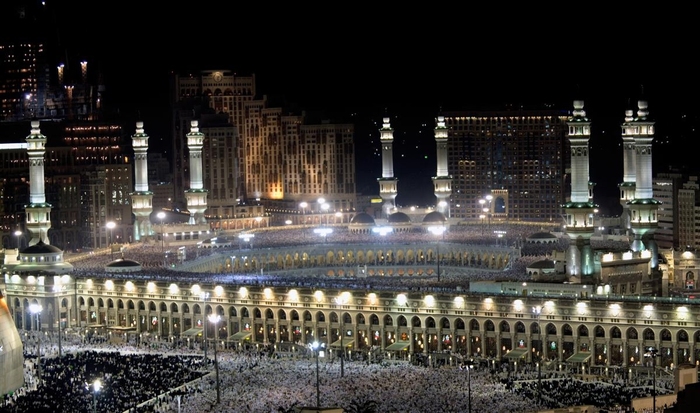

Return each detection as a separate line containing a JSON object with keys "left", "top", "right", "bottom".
{"left": 432, "top": 115, "right": 451, "bottom": 217}
{"left": 377, "top": 117, "right": 398, "bottom": 218}
{"left": 185, "top": 120, "right": 208, "bottom": 225}
{"left": 562, "top": 101, "right": 597, "bottom": 280}
{"left": 129, "top": 122, "right": 154, "bottom": 242}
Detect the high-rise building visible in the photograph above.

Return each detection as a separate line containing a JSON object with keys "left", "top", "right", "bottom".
{"left": 170, "top": 70, "right": 255, "bottom": 208}
{"left": 653, "top": 172, "right": 684, "bottom": 250}
{"left": 443, "top": 108, "right": 569, "bottom": 222}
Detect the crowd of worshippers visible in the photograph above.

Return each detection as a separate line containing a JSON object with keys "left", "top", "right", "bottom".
{"left": 1, "top": 350, "right": 206, "bottom": 413}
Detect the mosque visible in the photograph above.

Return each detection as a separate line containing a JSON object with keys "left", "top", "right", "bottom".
{"left": 0, "top": 99, "right": 673, "bottom": 399}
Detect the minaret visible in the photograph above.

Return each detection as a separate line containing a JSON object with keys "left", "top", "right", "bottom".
{"left": 129, "top": 122, "right": 154, "bottom": 242}
{"left": 377, "top": 117, "right": 398, "bottom": 218}
{"left": 432, "top": 115, "right": 451, "bottom": 217}
{"left": 628, "top": 100, "right": 660, "bottom": 268}
{"left": 25, "top": 120, "right": 51, "bottom": 246}
{"left": 185, "top": 120, "right": 208, "bottom": 225}
{"left": 618, "top": 106, "right": 637, "bottom": 232}
{"left": 563, "top": 100, "right": 597, "bottom": 280}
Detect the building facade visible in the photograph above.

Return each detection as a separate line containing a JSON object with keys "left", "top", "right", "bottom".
{"left": 443, "top": 108, "right": 569, "bottom": 222}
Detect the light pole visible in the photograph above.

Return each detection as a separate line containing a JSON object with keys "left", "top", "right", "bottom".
{"left": 479, "top": 214, "right": 486, "bottom": 235}
{"left": 310, "top": 341, "right": 324, "bottom": 409}
{"left": 201, "top": 292, "right": 209, "bottom": 361}
{"left": 29, "top": 303, "right": 42, "bottom": 386}
{"left": 208, "top": 314, "right": 221, "bottom": 405}
{"left": 14, "top": 229, "right": 22, "bottom": 249}
{"left": 533, "top": 305, "right": 542, "bottom": 405}
{"left": 157, "top": 211, "right": 166, "bottom": 252}
{"left": 321, "top": 203, "right": 330, "bottom": 226}
{"left": 645, "top": 346, "right": 659, "bottom": 413}
{"left": 57, "top": 306, "right": 62, "bottom": 358}
{"left": 106, "top": 221, "right": 116, "bottom": 259}
{"left": 87, "top": 379, "right": 101, "bottom": 413}
{"left": 299, "top": 201, "right": 308, "bottom": 225}
{"left": 462, "top": 359, "right": 474, "bottom": 413}
{"left": 428, "top": 225, "right": 446, "bottom": 282}
{"left": 485, "top": 194, "right": 493, "bottom": 229}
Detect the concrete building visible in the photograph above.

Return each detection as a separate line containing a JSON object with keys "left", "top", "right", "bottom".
{"left": 443, "top": 108, "right": 568, "bottom": 222}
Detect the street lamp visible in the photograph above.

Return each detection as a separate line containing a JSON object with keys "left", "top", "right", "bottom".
{"left": 428, "top": 225, "right": 446, "bottom": 282}
{"left": 29, "top": 303, "right": 42, "bottom": 385}
{"left": 461, "top": 359, "right": 475, "bottom": 413}
{"left": 533, "top": 305, "right": 542, "bottom": 405}
{"left": 645, "top": 346, "right": 659, "bottom": 413}
{"left": 485, "top": 195, "right": 493, "bottom": 229}
{"left": 208, "top": 314, "right": 221, "bottom": 405}
{"left": 157, "top": 211, "right": 166, "bottom": 252}
{"left": 106, "top": 221, "right": 116, "bottom": 259}
{"left": 86, "top": 379, "right": 101, "bottom": 413}
{"left": 300, "top": 201, "right": 308, "bottom": 224}
{"left": 14, "top": 229, "right": 22, "bottom": 249}
{"left": 321, "top": 203, "right": 330, "bottom": 225}
{"left": 310, "top": 341, "right": 325, "bottom": 409}
{"left": 200, "top": 292, "right": 209, "bottom": 361}
{"left": 479, "top": 214, "right": 486, "bottom": 235}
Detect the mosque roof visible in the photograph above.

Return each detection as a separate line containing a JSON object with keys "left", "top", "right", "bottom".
{"left": 527, "top": 259, "right": 556, "bottom": 269}
{"left": 422, "top": 211, "right": 446, "bottom": 223}
{"left": 105, "top": 258, "right": 142, "bottom": 273}
{"left": 20, "top": 241, "right": 63, "bottom": 254}
{"left": 350, "top": 213, "right": 376, "bottom": 225}
{"left": 528, "top": 231, "right": 557, "bottom": 240}
{"left": 387, "top": 212, "right": 411, "bottom": 223}
{"left": 106, "top": 259, "right": 141, "bottom": 268}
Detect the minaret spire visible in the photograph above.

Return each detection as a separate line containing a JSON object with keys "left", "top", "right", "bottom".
{"left": 185, "top": 120, "right": 208, "bottom": 225}
{"left": 432, "top": 115, "right": 451, "bottom": 217}
{"left": 377, "top": 117, "right": 398, "bottom": 218}
{"left": 563, "top": 100, "right": 598, "bottom": 280}
{"left": 25, "top": 120, "right": 51, "bottom": 246}
{"left": 129, "top": 121, "right": 154, "bottom": 242}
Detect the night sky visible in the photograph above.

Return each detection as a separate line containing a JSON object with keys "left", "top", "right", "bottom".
{"left": 29, "top": 1, "right": 700, "bottom": 215}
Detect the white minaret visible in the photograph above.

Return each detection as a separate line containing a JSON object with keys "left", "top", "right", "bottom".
{"left": 185, "top": 120, "right": 208, "bottom": 224}
{"left": 432, "top": 115, "right": 451, "bottom": 217}
{"left": 619, "top": 107, "right": 637, "bottom": 232}
{"left": 377, "top": 117, "right": 398, "bottom": 217}
{"left": 563, "top": 100, "right": 597, "bottom": 280}
{"left": 130, "top": 122, "right": 154, "bottom": 241}
{"left": 628, "top": 100, "right": 660, "bottom": 267}
{"left": 25, "top": 120, "right": 51, "bottom": 246}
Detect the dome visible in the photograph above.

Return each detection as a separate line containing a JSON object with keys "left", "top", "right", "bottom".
{"left": 527, "top": 231, "right": 558, "bottom": 243}
{"left": 422, "top": 211, "right": 446, "bottom": 223}
{"left": 106, "top": 259, "right": 141, "bottom": 268}
{"left": 105, "top": 258, "right": 142, "bottom": 273}
{"left": 350, "top": 213, "right": 376, "bottom": 225}
{"left": 20, "top": 241, "right": 63, "bottom": 254}
{"left": 528, "top": 259, "right": 556, "bottom": 269}
{"left": 388, "top": 212, "right": 411, "bottom": 223}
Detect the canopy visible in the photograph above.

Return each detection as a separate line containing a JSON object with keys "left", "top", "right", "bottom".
{"left": 330, "top": 339, "right": 354, "bottom": 348}
{"left": 385, "top": 341, "right": 411, "bottom": 351}
{"left": 230, "top": 331, "right": 253, "bottom": 341}
{"left": 504, "top": 348, "right": 528, "bottom": 360}
{"left": 182, "top": 327, "right": 203, "bottom": 337}
{"left": 567, "top": 352, "right": 592, "bottom": 363}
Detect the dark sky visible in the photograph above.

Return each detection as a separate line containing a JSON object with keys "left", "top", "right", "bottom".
{"left": 39, "top": 1, "right": 700, "bottom": 214}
